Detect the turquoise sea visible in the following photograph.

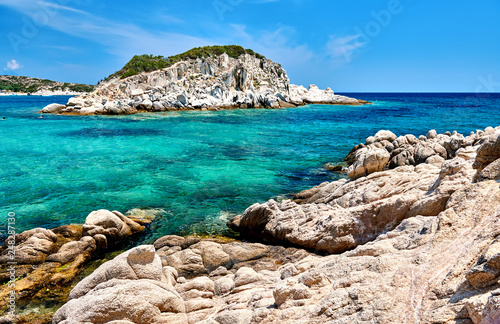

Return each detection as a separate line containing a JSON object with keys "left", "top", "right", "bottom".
{"left": 1, "top": 93, "right": 499, "bottom": 242}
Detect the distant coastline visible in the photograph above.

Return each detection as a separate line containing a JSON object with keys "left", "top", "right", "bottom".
{"left": 0, "top": 75, "right": 94, "bottom": 98}
{"left": 0, "top": 90, "right": 85, "bottom": 97}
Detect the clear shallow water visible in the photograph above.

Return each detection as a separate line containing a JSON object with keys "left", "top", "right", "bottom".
{"left": 0, "top": 93, "right": 499, "bottom": 242}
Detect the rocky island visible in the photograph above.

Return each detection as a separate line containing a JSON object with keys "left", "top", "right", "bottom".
{"left": 40, "top": 45, "right": 369, "bottom": 115}
{"left": 1, "top": 125, "right": 499, "bottom": 323}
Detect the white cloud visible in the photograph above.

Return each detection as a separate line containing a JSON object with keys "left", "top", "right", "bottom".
{"left": 38, "top": 1, "right": 88, "bottom": 14}
{"left": 45, "top": 45, "right": 76, "bottom": 51}
{"left": 247, "top": 0, "right": 280, "bottom": 3}
{"left": 327, "top": 34, "right": 366, "bottom": 63}
{"left": 0, "top": 0, "right": 88, "bottom": 14}
{"left": 5, "top": 59, "right": 22, "bottom": 71}
{"left": 0, "top": 0, "right": 214, "bottom": 63}
{"left": 157, "top": 14, "right": 184, "bottom": 24}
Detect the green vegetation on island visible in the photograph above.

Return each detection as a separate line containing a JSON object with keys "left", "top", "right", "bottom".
{"left": 0, "top": 75, "right": 95, "bottom": 93}
{"left": 106, "top": 45, "right": 266, "bottom": 80}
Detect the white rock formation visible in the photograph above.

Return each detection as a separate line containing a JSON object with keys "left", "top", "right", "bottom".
{"left": 41, "top": 53, "right": 367, "bottom": 115}
{"left": 345, "top": 127, "right": 500, "bottom": 180}
{"left": 346, "top": 146, "right": 391, "bottom": 179}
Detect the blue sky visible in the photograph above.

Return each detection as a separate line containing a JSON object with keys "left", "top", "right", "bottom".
{"left": 1, "top": 0, "right": 499, "bottom": 92}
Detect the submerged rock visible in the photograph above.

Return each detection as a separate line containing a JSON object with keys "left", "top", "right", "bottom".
{"left": 324, "top": 163, "right": 344, "bottom": 172}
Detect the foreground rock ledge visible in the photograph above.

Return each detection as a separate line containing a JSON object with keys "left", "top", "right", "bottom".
{"left": 40, "top": 53, "right": 369, "bottom": 115}
{"left": 47, "top": 126, "right": 500, "bottom": 323}
{"left": 0, "top": 209, "right": 151, "bottom": 314}
{"left": 229, "top": 126, "right": 500, "bottom": 254}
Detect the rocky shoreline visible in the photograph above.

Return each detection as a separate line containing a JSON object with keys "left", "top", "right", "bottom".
{"left": 40, "top": 53, "right": 370, "bottom": 116}
{"left": 1, "top": 126, "right": 499, "bottom": 323}
{"left": 0, "top": 210, "right": 154, "bottom": 323}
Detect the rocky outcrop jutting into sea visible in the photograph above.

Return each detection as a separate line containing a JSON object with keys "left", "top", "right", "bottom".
{"left": 0, "top": 209, "right": 152, "bottom": 316}
{"left": 228, "top": 127, "right": 500, "bottom": 253}
{"left": 41, "top": 49, "right": 369, "bottom": 115}
{"left": 47, "top": 126, "right": 500, "bottom": 323}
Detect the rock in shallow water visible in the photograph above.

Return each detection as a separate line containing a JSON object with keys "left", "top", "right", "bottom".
{"left": 345, "top": 126, "right": 500, "bottom": 180}
{"left": 40, "top": 103, "right": 66, "bottom": 113}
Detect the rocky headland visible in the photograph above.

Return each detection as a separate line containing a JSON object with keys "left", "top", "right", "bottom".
{"left": 40, "top": 46, "right": 369, "bottom": 115}
{"left": 2, "top": 125, "right": 499, "bottom": 323}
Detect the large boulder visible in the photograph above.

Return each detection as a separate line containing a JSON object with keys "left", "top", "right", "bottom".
{"left": 53, "top": 279, "right": 185, "bottom": 324}
{"left": 82, "top": 209, "right": 143, "bottom": 241}
{"left": 66, "top": 97, "right": 85, "bottom": 106}
{"left": 373, "top": 130, "right": 397, "bottom": 143}
{"left": 40, "top": 103, "right": 65, "bottom": 113}
{"left": 473, "top": 134, "right": 500, "bottom": 172}
{"left": 347, "top": 146, "right": 390, "bottom": 179}
{"left": 0, "top": 228, "right": 58, "bottom": 264}
{"left": 45, "top": 236, "right": 96, "bottom": 264}
{"left": 69, "top": 245, "right": 164, "bottom": 300}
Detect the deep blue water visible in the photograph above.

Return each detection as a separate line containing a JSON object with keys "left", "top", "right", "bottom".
{"left": 0, "top": 93, "right": 499, "bottom": 242}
